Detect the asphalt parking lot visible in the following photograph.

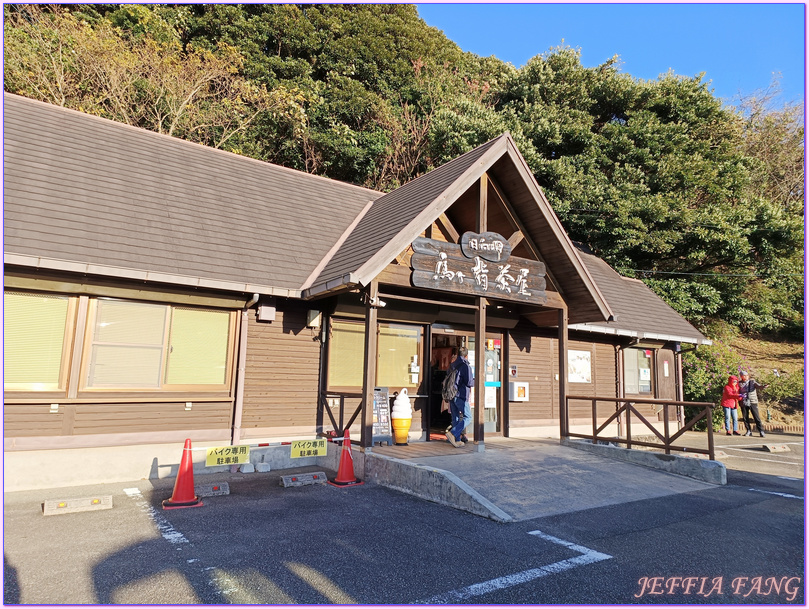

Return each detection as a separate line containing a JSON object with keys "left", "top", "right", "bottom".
{"left": 3, "top": 431, "right": 803, "bottom": 604}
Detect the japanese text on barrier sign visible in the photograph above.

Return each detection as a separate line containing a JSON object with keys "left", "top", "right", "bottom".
{"left": 206, "top": 445, "right": 250, "bottom": 467}
{"left": 291, "top": 439, "right": 327, "bottom": 458}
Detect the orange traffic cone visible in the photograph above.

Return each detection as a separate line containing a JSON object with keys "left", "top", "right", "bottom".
{"left": 163, "top": 439, "right": 203, "bottom": 509}
{"left": 328, "top": 430, "right": 364, "bottom": 487}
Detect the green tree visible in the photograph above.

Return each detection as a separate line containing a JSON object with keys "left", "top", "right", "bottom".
{"left": 4, "top": 4, "right": 306, "bottom": 152}
{"left": 497, "top": 46, "right": 802, "bottom": 333}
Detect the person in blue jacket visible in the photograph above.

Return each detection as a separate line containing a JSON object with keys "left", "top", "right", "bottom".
{"left": 446, "top": 347, "right": 475, "bottom": 447}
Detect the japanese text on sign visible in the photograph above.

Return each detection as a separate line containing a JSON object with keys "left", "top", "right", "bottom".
{"left": 205, "top": 445, "right": 250, "bottom": 467}
{"left": 410, "top": 235, "right": 546, "bottom": 305}
{"left": 290, "top": 439, "right": 327, "bottom": 458}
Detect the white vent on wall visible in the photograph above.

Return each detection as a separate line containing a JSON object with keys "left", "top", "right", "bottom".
{"left": 306, "top": 310, "right": 322, "bottom": 328}
{"left": 257, "top": 305, "right": 276, "bottom": 322}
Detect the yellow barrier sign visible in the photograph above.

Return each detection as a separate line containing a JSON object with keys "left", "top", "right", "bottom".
{"left": 291, "top": 439, "right": 327, "bottom": 458}
{"left": 206, "top": 445, "right": 250, "bottom": 467}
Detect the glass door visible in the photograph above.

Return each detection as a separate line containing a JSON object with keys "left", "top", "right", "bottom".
{"left": 467, "top": 335, "right": 502, "bottom": 434}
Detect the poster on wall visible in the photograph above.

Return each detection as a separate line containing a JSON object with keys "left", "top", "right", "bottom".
{"left": 485, "top": 386, "right": 497, "bottom": 409}
{"left": 568, "top": 350, "right": 592, "bottom": 383}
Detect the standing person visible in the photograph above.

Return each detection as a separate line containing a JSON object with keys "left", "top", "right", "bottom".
{"left": 445, "top": 346, "right": 474, "bottom": 448}
{"left": 739, "top": 371, "right": 767, "bottom": 437}
{"left": 721, "top": 375, "right": 742, "bottom": 435}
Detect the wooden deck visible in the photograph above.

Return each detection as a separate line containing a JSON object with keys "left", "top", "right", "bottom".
{"left": 370, "top": 436, "right": 555, "bottom": 460}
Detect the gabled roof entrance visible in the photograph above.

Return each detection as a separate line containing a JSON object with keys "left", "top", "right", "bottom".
{"left": 303, "top": 133, "right": 614, "bottom": 326}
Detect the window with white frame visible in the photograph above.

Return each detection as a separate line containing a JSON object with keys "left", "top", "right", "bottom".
{"left": 3, "top": 290, "right": 235, "bottom": 393}
{"left": 84, "top": 299, "right": 232, "bottom": 390}
{"left": 624, "top": 347, "right": 653, "bottom": 395}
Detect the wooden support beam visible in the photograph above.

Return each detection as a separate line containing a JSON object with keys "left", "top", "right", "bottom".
{"left": 474, "top": 298, "right": 486, "bottom": 443}
{"left": 437, "top": 213, "right": 460, "bottom": 243}
{"left": 488, "top": 175, "right": 563, "bottom": 295}
{"left": 474, "top": 174, "right": 488, "bottom": 444}
{"left": 361, "top": 281, "right": 379, "bottom": 448}
{"left": 507, "top": 230, "right": 524, "bottom": 249}
{"left": 558, "top": 308, "right": 569, "bottom": 438}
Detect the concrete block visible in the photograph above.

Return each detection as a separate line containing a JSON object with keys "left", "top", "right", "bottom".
{"left": 195, "top": 482, "right": 230, "bottom": 497}
{"left": 240, "top": 463, "right": 255, "bottom": 473}
{"left": 255, "top": 463, "right": 272, "bottom": 472}
{"left": 280, "top": 472, "right": 327, "bottom": 487}
{"left": 763, "top": 444, "right": 790, "bottom": 453}
{"left": 43, "top": 495, "right": 113, "bottom": 516}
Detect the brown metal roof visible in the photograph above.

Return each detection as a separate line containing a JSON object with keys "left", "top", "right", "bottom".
{"left": 3, "top": 94, "right": 704, "bottom": 339}
{"left": 570, "top": 244, "right": 710, "bottom": 345}
{"left": 306, "top": 135, "right": 505, "bottom": 292}
{"left": 3, "top": 93, "right": 381, "bottom": 296}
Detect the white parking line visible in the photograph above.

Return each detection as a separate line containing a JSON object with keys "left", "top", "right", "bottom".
{"left": 716, "top": 442, "right": 804, "bottom": 448}
{"left": 123, "top": 487, "right": 238, "bottom": 601}
{"left": 718, "top": 450, "right": 801, "bottom": 465}
{"left": 416, "top": 530, "right": 612, "bottom": 604}
{"left": 749, "top": 488, "right": 804, "bottom": 500}
{"left": 123, "top": 487, "right": 190, "bottom": 544}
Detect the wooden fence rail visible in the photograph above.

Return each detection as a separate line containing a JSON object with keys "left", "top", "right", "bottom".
{"left": 566, "top": 395, "right": 717, "bottom": 461}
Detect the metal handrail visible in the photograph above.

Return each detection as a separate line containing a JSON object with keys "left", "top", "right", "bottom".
{"left": 565, "top": 395, "right": 716, "bottom": 460}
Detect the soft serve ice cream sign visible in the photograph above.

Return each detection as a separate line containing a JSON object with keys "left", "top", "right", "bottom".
{"left": 390, "top": 389, "right": 413, "bottom": 446}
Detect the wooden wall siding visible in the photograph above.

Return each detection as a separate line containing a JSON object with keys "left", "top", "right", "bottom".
{"left": 566, "top": 339, "right": 617, "bottom": 420}
{"left": 507, "top": 330, "right": 623, "bottom": 429}
{"left": 4, "top": 402, "right": 232, "bottom": 437}
{"left": 3, "top": 404, "right": 65, "bottom": 436}
{"left": 241, "top": 302, "right": 322, "bottom": 431}
{"left": 507, "top": 330, "right": 556, "bottom": 422}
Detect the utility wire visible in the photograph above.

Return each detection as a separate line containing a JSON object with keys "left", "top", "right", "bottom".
{"left": 617, "top": 268, "right": 804, "bottom": 278}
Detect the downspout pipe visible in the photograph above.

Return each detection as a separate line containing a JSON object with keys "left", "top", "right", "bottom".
{"left": 232, "top": 293, "right": 260, "bottom": 446}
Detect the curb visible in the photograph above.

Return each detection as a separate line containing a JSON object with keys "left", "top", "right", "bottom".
{"left": 561, "top": 438, "right": 727, "bottom": 485}
{"left": 364, "top": 453, "right": 513, "bottom": 522}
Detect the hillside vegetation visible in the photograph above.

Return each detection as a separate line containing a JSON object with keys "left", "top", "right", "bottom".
{"left": 4, "top": 4, "right": 804, "bottom": 412}
{"left": 731, "top": 335, "right": 804, "bottom": 428}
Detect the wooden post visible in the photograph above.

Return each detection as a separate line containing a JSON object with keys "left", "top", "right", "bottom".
{"left": 474, "top": 174, "right": 488, "bottom": 445}
{"left": 474, "top": 299, "right": 486, "bottom": 443}
{"left": 361, "top": 281, "right": 379, "bottom": 448}
{"left": 558, "top": 308, "right": 568, "bottom": 438}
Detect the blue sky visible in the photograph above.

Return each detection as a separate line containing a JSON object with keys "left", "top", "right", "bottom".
{"left": 415, "top": 3, "right": 806, "bottom": 107}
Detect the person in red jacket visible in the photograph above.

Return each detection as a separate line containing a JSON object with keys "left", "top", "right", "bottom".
{"left": 721, "top": 375, "right": 742, "bottom": 435}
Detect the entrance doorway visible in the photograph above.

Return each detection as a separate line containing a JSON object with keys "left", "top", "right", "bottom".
{"left": 428, "top": 328, "right": 503, "bottom": 439}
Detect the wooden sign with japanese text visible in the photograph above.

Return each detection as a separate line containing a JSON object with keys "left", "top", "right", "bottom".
{"left": 411, "top": 233, "right": 547, "bottom": 305}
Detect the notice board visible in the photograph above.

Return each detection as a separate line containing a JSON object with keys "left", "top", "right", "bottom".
{"left": 372, "top": 387, "right": 393, "bottom": 446}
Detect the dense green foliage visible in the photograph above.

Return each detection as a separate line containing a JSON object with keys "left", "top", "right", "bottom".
{"left": 4, "top": 3, "right": 804, "bottom": 345}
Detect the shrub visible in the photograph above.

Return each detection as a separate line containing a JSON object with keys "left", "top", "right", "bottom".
{"left": 682, "top": 337, "right": 745, "bottom": 431}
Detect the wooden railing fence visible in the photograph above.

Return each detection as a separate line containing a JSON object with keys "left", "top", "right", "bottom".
{"left": 565, "top": 395, "right": 717, "bottom": 461}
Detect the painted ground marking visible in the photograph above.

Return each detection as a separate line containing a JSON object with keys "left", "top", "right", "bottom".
{"left": 123, "top": 488, "right": 190, "bottom": 545}
{"left": 415, "top": 529, "right": 612, "bottom": 604}
{"left": 748, "top": 488, "right": 803, "bottom": 500}
{"left": 123, "top": 487, "right": 238, "bottom": 601}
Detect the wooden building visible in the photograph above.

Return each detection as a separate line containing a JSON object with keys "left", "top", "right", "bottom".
{"left": 3, "top": 93, "right": 709, "bottom": 486}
